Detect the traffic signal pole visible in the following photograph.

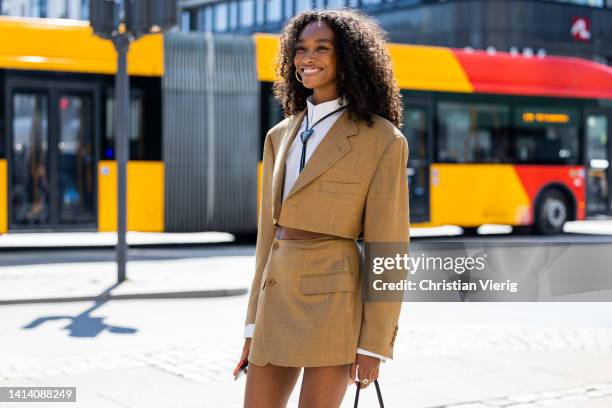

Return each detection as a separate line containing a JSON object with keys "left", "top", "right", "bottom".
{"left": 89, "top": 0, "right": 177, "bottom": 284}
{"left": 113, "top": 30, "right": 130, "bottom": 283}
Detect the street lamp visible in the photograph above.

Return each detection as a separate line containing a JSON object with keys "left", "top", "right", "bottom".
{"left": 89, "top": 0, "right": 177, "bottom": 283}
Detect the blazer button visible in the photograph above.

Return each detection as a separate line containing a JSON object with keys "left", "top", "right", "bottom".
{"left": 269, "top": 278, "right": 277, "bottom": 287}
{"left": 273, "top": 241, "right": 280, "bottom": 249}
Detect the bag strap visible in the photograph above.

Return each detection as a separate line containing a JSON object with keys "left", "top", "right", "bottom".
{"left": 353, "top": 379, "right": 384, "bottom": 408}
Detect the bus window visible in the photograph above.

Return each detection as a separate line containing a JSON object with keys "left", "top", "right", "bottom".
{"left": 512, "top": 107, "right": 580, "bottom": 165}
{"left": 403, "top": 105, "right": 430, "bottom": 222}
{"left": 404, "top": 108, "right": 427, "bottom": 162}
{"left": 586, "top": 113, "right": 609, "bottom": 215}
{"left": 436, "top": 102, "right": 510, "bottom": 163}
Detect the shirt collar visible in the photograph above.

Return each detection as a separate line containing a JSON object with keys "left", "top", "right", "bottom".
{"left": 306, "top": 95, "right": 345, "bottom": 127}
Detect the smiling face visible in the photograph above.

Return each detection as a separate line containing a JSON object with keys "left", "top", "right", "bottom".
{"left": 293, "top": 20, "right": 338, "bottom": 103}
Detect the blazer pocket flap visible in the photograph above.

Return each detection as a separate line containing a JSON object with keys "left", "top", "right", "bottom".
{"left": 320, "top": 181, "right": 360, "bottom": 195}
{"left": 300, "top": 273, "right": 356, "bottom": 295}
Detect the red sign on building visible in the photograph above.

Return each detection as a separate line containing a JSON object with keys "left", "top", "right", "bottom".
{"left": 571, "top": 17, "right": 591, "bottom": 42}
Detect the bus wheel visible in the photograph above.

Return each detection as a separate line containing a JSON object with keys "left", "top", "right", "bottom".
{"left": 535, "top": 190, "right": 568, "bottom": 235}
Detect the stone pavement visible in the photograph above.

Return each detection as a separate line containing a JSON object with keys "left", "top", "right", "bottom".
{"left": 0, "top": 231, "right": 235, "bottom": 249}
{"left": 0, "top": 254, "right": 252, "bottom": 305}
{"left": 1, "top": 222, "right": 612, "bottom": 407}
{"left": 1, "top": 296, "right": 611, "bottom": 408}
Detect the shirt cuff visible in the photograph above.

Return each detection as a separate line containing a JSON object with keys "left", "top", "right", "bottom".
{"left": 244, "top": 324, "right": 255, "bottom": 338}
{"left": 357, "top": 348, "right": 388, "bottom": 363}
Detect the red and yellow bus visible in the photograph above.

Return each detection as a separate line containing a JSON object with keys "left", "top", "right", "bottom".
{"left": 0, "top": 18, "right": 610, "bottom": 236}
{"left": 255, "top": 35, "right": 612, "bottom": 235}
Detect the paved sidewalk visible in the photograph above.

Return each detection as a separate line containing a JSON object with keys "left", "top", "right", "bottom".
{"left": 0, "top": 231, "right": 235, "bottom": 249}
{"left": 0, "top": 300, "right": 611, "bottom": 408}
{"left": 0, "top": 255, "right": 252, "bottom": 305}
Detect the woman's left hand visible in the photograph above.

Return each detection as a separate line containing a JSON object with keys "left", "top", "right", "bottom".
{"left": 349, "top": 354, "right": 380, "bottom": 389}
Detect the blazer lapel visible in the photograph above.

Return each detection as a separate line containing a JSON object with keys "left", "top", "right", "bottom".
{"left": 286, "top": 108, "right": 358, "bottom": 200}
{"left": 272, "top": 109, "right": 307, "bottom": 223}
{"left": 272, "top": 109, "right": 359, "bottom": 223}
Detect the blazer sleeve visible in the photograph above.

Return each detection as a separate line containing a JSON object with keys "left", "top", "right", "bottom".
{"left": 358, "top": 133, "right": 410, "bottom": 359}
{"left": 245, "top": 130, "right": 277, "bottom": 327}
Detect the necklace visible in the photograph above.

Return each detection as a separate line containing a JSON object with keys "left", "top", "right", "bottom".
{"left": 299, "top": 105, "right": 347, "bottom": 172}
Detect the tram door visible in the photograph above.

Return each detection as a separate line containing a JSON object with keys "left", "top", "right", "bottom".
{"left": 402, "top": 101, "right": 432, "bottom": 223}
{"left": 8, "top": 82, "right": 97, "bottom": 230}
{"left": 585, "top": 109, "right": 612, "bottom": 217}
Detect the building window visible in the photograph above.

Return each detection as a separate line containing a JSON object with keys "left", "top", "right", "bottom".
{"left": 295, "top": 0, "right": 312, "bottom": 12}
{"left": 229, "top": 1, "right": 239, "bottom": 30}
{"left": 30, "top": 0, "right": 47, "bottom": 17}
{"left": 205, "top": 7, "right": 214, "bottom": 31}
{"left": 266, "top": 0, "right": 281, "bottom": 22}
{"left": 283, "top": 0, "right": 294, "bottom": 19}
{"left": 181, "top": 10, "right": 191, "bottom": 32}
{"left": 197, "top": 6, "right": 213, "bottom": 31}
{"left": 546, "top": 0, "right": 604, "bottom": 6}
{"left": 214, "top": 3, "right": 229, "bottom": 32}
{"left": 326, "top": 0, "right": 345, "bottom": 7}
{"left": 81, "top": 0, "right": 90, "bottom": 20}
{"left": 436, "top": 102, "right": 511, "bottom": 163}
{"left": 240, "top": 0, "right": 255, "bottom": 27}
{"left": 256, "top": 0, "right": 265, "bottom": 25}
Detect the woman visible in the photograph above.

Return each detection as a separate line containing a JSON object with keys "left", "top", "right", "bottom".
{"left": 240, "top": 8, "right": 409, "bottom": 407}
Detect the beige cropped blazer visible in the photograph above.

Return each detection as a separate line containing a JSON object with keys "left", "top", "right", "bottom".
{"left": 245, "top": 107, "right": 410, "bottom": 359}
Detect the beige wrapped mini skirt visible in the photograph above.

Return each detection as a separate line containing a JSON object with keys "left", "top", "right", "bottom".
{"left": 248, "top": 235, "right": 364, "bottom": 367}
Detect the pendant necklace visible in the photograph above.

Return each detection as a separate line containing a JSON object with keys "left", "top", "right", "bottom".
{"left": 299, "top": 105, "right": 347, "bottom": 173}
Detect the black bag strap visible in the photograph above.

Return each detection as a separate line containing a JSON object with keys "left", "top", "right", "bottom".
{"left": 353, "top": 379, "right": 384, "bottom": 408}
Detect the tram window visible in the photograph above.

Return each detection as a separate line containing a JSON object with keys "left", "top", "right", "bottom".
{"left": 0, "top": 93, "right": 4, "bottom": 159}
{"left": 436, "top": 102, "right": 510, "bottom": 163}
{"left": 512, "top": 107, "right": 580, "bottom": 164}
{"left": 103, "top": 95, "right": 159, "bottom": 161}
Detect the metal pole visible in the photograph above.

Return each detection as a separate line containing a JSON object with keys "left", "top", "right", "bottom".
{"left": 113, "top": 30, "right": 130, "bottom": 283}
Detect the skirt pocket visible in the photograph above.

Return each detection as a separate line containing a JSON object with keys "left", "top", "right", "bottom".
{"left": 300, "top": 271, "right": 356, "bottom": 295}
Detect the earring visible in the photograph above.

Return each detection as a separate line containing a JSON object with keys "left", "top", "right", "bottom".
{"left": 295, "top": 69, "right": 304, "bottom": 84}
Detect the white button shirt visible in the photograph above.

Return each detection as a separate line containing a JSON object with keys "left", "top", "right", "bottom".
{"left": 244, "top": 95, "right": 388, "bottom": 363}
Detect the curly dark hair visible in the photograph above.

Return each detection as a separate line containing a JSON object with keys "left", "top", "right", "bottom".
{"left": 273, "top": 8, "right": 403, "bottom": 128}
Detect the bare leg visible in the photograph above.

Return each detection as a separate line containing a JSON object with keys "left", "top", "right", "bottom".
{"left": 244, "top": 361, "right": 302, "bottom": 408}
{"left": 298, "top": 364, "right": 351, "bottom": 408}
